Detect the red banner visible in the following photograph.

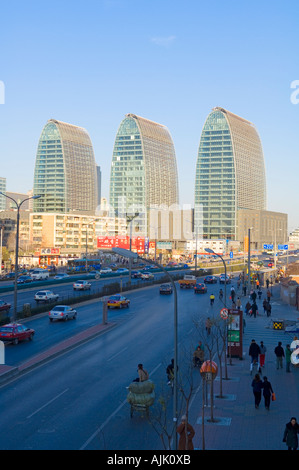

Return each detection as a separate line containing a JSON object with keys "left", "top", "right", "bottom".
{"left": 97, "top": 236, "right": 146, "bottom": 254}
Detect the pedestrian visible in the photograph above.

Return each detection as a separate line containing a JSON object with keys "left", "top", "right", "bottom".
{"left": 177, "top": 415, "right": 195, "bottom": 450}
{"left": 245, "top": 301, "right": 251, "bottom": 316}
{"left": 251, "top": 301, "right": 258, "bottom": 318}
{"left": 133, "top": 363, "right": 149, "bottom": 382}
{"left": 249, "top": 339, "right": 261, "bottom": 373}
{"left": 236, "top": 297, "right": 241, "bottom": 310}
{"left": 205, "top": 317, "right": 212, "bottom": 335}
{"left": 258, "top": 288, "right": 262, "bottom": 300}
{"left": 231, "top": 287, "right": 235, "bottom": 302}
{"left": 251, "top": 373, "right": 263, "bottom": 409}
{"left": 259, "top": 341, "right": 267, "bottom": 368}
{"left": 266, "top": 278, "right": 270, "bottom": 289}
{"left": 243, "top": 284, "right": 247, "bottom": 296}
{"left": 251, "top": 290, "right": 257, "bottom": 303}
{"left": 261, "top": 376, "right": 274, "bottom": 410}
{"left": 263, "top": 298, "right": 268, "bottom": 314}
{"left": 274, "top": 342, "right": 285, "bottom": 369}
{"left": 283, "top": 417, "right": 299, "bottom": 450}
{"left": 267, "top": 289, "right": 271, "bottom": 303}
{"left": 285, "top": 344, "right": 292, "bottom": 373}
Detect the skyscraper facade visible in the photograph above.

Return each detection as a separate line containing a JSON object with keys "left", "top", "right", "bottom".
{"left": 194, "top": 107, "right": 267, "bottom": 240}
{"left": 33, "top": 119, "right": 97, "bottom": 213}
{"left": 0, "top": 177, "right": 6, "bottom": 211}
{"left": 109, "top": 114, "right": 179, "bottom": 232}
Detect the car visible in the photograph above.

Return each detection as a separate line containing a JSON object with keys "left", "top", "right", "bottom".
{"left": 0, "top": 323, "right": 35, "bottom": 345}
{"left": 4, "top": 272, "right": 16, "bottom": 280}
{"left": 194, "top": 283, "right": 207, "bottom": 294}
{"left": 54, "top": 273, "right": 70, "bottom": 280}
{"left": 17, "top": 275, "right": 33, "bottom": 284}
{"left": 159, "top": 283, "right": 173, "bottom": 294}
{"left": 0, "top": 300, "right": 11, "bottom": 314}
{"left": 204, "top": 275, "right": 217, "bottom": 284}
{"left": 141, "top": 272, "right": 154, "bottom": 280}
{"left": 34, "top": 290, "right": 59, "bottom": 303}
{"left": 115, "top": 268, "right": 129, "bottom": 274}
{"left": 100, "top": 267, "right": 112, "bottom": 274}
{"left": 268, "top": 262, "right": 274, "bottom": 267}
{"left": 49, "top": 305, "right": 77, "bottom": 322}
{"left": 219, "top": 274, "right": 231, "bottom": 284}
{"left": 107, "top": 295, "right": 130, "bottom": 309}
{"left": 30, "top": 269, "right": 49, "bottom": 280}
{"left": 87, "top": 270, "right": 101, "bottom": 279}
{"left": 73, "top": 280, "right": 91, "bottom": 291}
{"left": 131, "top": 270, "right": 143, "bottom": 279}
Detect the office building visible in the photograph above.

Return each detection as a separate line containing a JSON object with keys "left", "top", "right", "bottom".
{"left": 194, "top": 107, "right": 267, "bottom": 240}
{"left": 33, "top": 119, "right": 98, "bottom": 213}
{"left": 0, "top": 178, "right": 6, "bottom": 211}
{"left": 109, "top": 113, "right": 179, "bottom": 234}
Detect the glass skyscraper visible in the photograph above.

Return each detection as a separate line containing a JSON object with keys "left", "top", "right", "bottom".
{"left": 194, "top": 107, "right": 267, "bottom": 240}
{"left": 33, "top": 119, "right": 97, "bottom": 213}
{"left": 109, "top": 114, "right": 179, "bottom": 232}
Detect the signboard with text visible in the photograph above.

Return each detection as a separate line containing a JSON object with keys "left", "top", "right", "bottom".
{"left": 97, "top": 236, "right": 149, "bottom": 254}
{"left": 227, "top": 309, "right": 243, "bottom": 359}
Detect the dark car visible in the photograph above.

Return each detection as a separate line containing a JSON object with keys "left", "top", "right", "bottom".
{"left": 131, "top": 271, "right": 143, "bottom": 279}
{"left": 159, "top": 283, "right": 173, "bottom": 294}
{"left": 204, "top": 275, "right": 217, "bottom": 284}
{"left": 0, "top": 323, "right": 35, "bottom": 345}
{"left": 0, "top": 300, "right": 11, "bottom": 314}
{"left": 17, "top": 275, "right": 33, "bottom": 284}
{"left": 194, "top": 283, "right": 207, "bottom": 294}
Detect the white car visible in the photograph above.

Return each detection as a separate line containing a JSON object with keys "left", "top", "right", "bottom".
{"left": 73, "top": 280, "right": 91, "bottom": 291}
{"left": 49, "top": 305, "right": 77, "bottom": 322}
{"left": 34, "top": 290, "right": 59, "bottom": 303}
{"left": 54, "top": 273, "right": 70, "bottom": 280}
{"left": 30, "top": 269, "right": 50, "bottom": 280}
{"left": 100, "top": 268, "right": 112, "bottom": 274}
{"left": 141, "top": 272, "right": 154, "bottom": 280}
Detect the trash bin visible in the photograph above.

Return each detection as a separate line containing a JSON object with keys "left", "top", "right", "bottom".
{"left": 23, "top": 303, "right": 31, "bottom": 317}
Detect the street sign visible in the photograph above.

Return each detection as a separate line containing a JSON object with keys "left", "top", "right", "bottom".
{"left": 220, "top": 308, "right": 229, "bottom": 320}
{"left": 278, "top": 244, "right": 288, "bottom": 250}
{"left": 230, "top": 251, "right": 233, "bottom": 259}
{"left": 263, "top": 244, "right": 273, "bottom": 250}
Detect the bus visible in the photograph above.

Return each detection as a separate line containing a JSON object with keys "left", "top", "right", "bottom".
{"left": 67, "top": 258, "right": 101, "bottom": 273}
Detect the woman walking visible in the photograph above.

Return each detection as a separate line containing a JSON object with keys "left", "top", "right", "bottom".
{"left": 177, "top": 415, "right": 195, "bottom": 450}
{"left": 251, "top": 373, "right": 263, "bottom": 409}
{"left": 283, "top": 417, "right": 299, "bottom": 450}
{"left": 261, "top": 376, "right": 274, "bottom": 410}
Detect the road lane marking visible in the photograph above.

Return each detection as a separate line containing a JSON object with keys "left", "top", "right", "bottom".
{"left": 107, "top": 347, "right": 128, "bottom": 362}
{"left": 26, "top": 388, "right": 69, "bottom": 419}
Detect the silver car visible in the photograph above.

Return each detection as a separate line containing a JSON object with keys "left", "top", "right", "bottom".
{"left": 49, "top": 305, "right": 77, "bottom": 322}
{"left": 34, "top": 290, "right": 59, "bottom": 303}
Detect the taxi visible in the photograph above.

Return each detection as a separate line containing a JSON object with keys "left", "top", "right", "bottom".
{"left": 107, "top": 295, "right": 130, "bottom": 309}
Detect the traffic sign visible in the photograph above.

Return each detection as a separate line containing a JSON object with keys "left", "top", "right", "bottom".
{"left": 230, "top": 251, "right": 233, "bottom": 259}
{"left": 278, "top": 244, "right": 288, "bottom": 250}
{"left": 263, "top": 244, "right": 273, "bottom": 250}
{"left": 220, "top": 308, "right": 229, "bottom": 319}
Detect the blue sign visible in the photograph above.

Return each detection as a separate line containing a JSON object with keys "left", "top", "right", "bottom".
{"left": 230, "top": 251, "right": 233, "bottom": 259}
{"left": 278, "top": 244, "right": 288, "bottom": 250}
{"left": 263, "top": 244, "right": 273, "bottom": 250}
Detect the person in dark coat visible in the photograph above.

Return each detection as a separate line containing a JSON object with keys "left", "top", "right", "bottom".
{"left": 261, "top": 376, "right": 273, "bottom": 410}
{"left": 249, "top": 340, "right": 261, "bottom": 372}
{"left": 251, "top": 374, "right": 263, "bottom": 409}
{"left": 283, "top": 417, "right": 299, "bottom": 450}
{"left": 177, "top": 415, "right": 195, "bottom": 450}
{"left": 251, "top": 301, "right": 258, "bottom": 318}
{"left": 274, "top": 342, "right": 285, "bottom": 369}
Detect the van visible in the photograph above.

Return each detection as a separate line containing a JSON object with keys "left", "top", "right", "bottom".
{"left": 30, "top": 269, "right": 50, "bottom": 281}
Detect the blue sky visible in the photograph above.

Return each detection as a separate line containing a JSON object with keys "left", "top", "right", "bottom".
{"left": 0, "top": 0, "right": 298, "bottom": 231}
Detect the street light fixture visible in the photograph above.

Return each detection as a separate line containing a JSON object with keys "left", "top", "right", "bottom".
{"left": 111, "top": 246, "right": 178, "bottom": 450}
{"left": 126, "top": 212, "right": 139, "bottom": 286}
{"left": 0, "top": 192, "right": 41, "bottom": 322}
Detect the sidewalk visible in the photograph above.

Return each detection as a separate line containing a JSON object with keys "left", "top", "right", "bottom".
{"left": 192, "top": 284, "right": 299, "bottom": 450}
{"left": 0, "top": 321, "right": 116, "bottom": 385}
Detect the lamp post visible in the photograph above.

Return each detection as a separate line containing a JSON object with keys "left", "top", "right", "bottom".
{"left": 205, "top": 248, "right": 231, "bottom": 371}
{"left": 0, "top": 192, "right": 41, "bottom": 321}
{"left": 112, "top": 246, "right": 178, "bottom": 450}
{"left": 126, "top": 212, "right": 139, "bottom": 287}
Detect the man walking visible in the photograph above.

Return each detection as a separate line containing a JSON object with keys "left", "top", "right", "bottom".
{"left": 274, "top": 342, "right": 285, "bottom": 369}
{"left": 249, "top": 339, "right": 261, "bottom": 373}
{"left": 285, "top": 344, "right": 292, "bottom": 373}
{"left": 259, "top": 341, "right": 267, "bottom": 368}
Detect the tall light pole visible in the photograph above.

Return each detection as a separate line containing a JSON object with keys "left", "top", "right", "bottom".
{"left": 112, "top": 246, "right": 178, "bottom": 450}
{"left": 0, "top": 224, "right": 4, "bottom": 275}
{"left": 0, "top": 192, "right": 41, "bottom": 321}
{"left": 126, "top": 212, "right": 139, "bottom": 287}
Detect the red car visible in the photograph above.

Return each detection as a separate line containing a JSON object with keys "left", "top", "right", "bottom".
{"left": 0, "top": 323, "right": 35, "bottom": 345}
{"left": 0, "top": 300, "right": 11, "bottom": 314}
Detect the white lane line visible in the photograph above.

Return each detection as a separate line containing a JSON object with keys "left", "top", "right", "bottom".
{"left": 80, "top": 363, "right": 162, "bottom": 450}
{"left": 107, "top": 347, "right": 128, "bottom": 362}
{"left": 26, "top": 389, "right": 69, "bottom": 419}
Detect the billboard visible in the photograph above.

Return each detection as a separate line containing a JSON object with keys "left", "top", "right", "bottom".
{"left": 97, "top": 236, "right": 149, "bottom": 254}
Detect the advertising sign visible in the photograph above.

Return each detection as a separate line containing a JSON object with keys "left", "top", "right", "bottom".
{"left": 97, "top": 236, "right": 148, "bottom": 254}
{"left": 227, "top": 308, "right": 243, "bottom": 359}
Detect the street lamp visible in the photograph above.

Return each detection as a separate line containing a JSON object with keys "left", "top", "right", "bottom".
{"left": 111, "top": 246, "right": 178, "bottom": 450}
{"left": 0, "top": 192, "right": 41, "bottom": 321}
{"left": 126, "top": 212, "right": 139, "bottom": 287}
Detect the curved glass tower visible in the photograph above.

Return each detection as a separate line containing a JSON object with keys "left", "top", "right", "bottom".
{"left": 194, "top": 107, "right": 267, "bottom": 239}
{"left": 33, "top": 119, "right": 97, "bottom": 213}
{"left": 109, "top": 114, "right": 179, "bottom": 228}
